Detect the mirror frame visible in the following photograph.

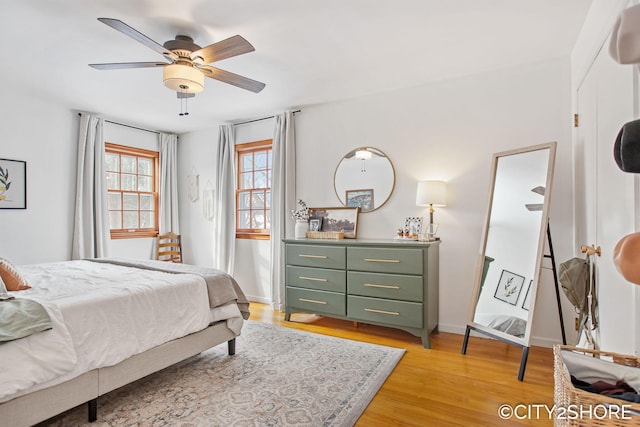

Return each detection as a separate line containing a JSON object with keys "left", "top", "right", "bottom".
{"left": 464, "top": 141, "right": 557, "bottom": 379}
{"left": 333, "top": 146, "right": 396, "bottom": 213}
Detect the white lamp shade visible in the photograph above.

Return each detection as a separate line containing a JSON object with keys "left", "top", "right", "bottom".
{"left": 416, "top": 180, "right": 447, "bottom": 207}
{"left": 163, "top": 64, "right": 204, "bottom": 93}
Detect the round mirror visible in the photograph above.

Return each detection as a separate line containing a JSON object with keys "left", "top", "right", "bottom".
{"left": 334, "top": 147, "right": 395, "bottom": 212}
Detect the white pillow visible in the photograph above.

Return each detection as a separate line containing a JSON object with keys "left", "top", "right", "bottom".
{"left": 561, "top": 349, "right": 640, "bottom": 392}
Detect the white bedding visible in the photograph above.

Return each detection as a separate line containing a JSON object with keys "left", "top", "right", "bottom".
{"left": 0, "top": 260, "right": 240, "bottom": 403}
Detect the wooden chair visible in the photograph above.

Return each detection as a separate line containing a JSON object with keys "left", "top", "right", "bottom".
{"left": 156, "top": 232, "right": 182, "bottom": 263}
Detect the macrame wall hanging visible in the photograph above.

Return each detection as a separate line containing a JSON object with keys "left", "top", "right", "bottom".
{"left": 187, "top": 167, "right": 199, "bottom": 203}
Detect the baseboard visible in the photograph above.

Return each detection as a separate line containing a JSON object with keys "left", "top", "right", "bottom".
{"left": 529, "top": 335, "right": 563, "bottom": 349}
{"left": 437, "top": 323, "right": 467, "bottom": 335}
{"left": 246, "top": 295, "right": 271, "bottom": 305}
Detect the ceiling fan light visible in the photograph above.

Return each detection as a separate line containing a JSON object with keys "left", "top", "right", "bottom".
{"left": 355, "top": 149, "right": 372, "bottom": 160}
{"left": 163, "top": 64, "right": 204, "bottom": 93}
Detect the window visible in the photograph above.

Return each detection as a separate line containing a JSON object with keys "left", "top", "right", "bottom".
{"left": 105, "top": 143, "right": 159, "bottom": 239}
{"left": 236, "top": 140, "right": 272, "bottom": 239}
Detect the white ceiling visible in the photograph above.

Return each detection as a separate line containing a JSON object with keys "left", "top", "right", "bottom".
{"left": 1, "top": 0, "right": 592, "bottom": 134}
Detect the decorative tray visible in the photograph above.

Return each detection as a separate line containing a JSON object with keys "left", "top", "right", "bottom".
{"left": 306, "top": 231, "right": 345, "bottom": 240}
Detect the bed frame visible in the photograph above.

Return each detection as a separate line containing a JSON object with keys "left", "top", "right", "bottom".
{"left": 0, "top": 320, "right": 239, "bottom": 427}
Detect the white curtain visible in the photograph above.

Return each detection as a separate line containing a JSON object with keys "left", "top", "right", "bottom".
{"left": 159, "top": 132, "right": 180, "bottom": 234}
{"left": 213, "top": 124, "right": 236, "bottom": 273}
{"left": 270, "top": 111, "right": 297, "bottom": 311}
{"left": 72, "top": 113, "right": 109, "bottom": 259}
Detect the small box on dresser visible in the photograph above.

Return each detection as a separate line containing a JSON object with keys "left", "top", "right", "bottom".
{"left": 283, "top": 238, "right": 439, "bottom": 348}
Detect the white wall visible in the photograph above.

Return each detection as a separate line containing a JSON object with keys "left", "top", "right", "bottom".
{"left": 0, "top": 85, "right": 170, "bottom": 265}
{"left": 177, "top": 118, "right": 273, "bottom": 303}
{"left": 0, "top": 87, "right": 77, "bottom": 265}
{"left": 177, "top": 127, "right": 220, "bottom": 267}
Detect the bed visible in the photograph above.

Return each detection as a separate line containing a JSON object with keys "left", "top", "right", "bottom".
{"left": 0, "top": 257, "right": 250, "bottom": 427}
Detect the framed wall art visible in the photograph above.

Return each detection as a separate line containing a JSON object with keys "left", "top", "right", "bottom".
{"left": 493, "top": 269, "right": 525, "bottom": 305}
{"left": 346, "top": 189, "right": 374, "bottom": 211}
{"left": 308, "top": 207, "right": 360, "bottom": 238}
{"left": 0, "top": 158, "right": 26, "bottom": 209}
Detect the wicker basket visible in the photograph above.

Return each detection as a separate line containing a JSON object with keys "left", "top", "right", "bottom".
{"left": 553, "top": 345, "right": 640, "bottom": 426}
{"left": 306, "top": 231, "right": 344, "bottom": 240}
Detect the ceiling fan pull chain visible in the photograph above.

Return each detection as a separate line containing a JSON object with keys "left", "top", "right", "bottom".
{"left": 179, "top": 85, "right": 185, "bottom": 116}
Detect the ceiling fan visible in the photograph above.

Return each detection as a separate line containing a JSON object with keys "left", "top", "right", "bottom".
{"left": 89, "top": 18, "right": 265, "bottom": 98}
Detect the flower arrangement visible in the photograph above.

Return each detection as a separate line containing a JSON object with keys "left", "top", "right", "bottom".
{"left": 291, "top": 199, "right": 309, "bottom": 221}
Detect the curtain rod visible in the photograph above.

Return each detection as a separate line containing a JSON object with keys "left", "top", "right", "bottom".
{"left": 77, "top": 113, "right": 160, "bottom": 135}
{"left": 105, "top": 120, "right": 160, "bottom": 135}
{"left": 232, "top": 110, "right": 301, "bottom": 126}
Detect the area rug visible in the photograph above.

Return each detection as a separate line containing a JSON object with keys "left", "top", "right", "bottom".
{"left": 44, "top": 320, "right": 405, "bottom": 427}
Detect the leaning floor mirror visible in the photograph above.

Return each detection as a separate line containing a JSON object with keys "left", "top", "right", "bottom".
{"left": 461, "top": 141, "right": 557, "bottom": 381}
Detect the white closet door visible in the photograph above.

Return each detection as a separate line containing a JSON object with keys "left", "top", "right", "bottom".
{"left": 575, "top": 41, "right": 637, "bottom": 354}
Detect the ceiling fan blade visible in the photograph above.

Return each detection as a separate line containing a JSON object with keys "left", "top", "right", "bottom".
{"left": 97, "top": 18, "right": 178, "bottom": 61}
{"left": 531, "top": 186, "right": 545, "bottom": 196}
{"left": 199, "top": 66, "right": 265, "bottom": 93}
{"left": 89, "top": 62, "right": 169, "bottom": 70}
{"left": 191, "top": 35, "right": 255, "bottom": 64}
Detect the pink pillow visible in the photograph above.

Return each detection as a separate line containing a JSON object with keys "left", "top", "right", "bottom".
{"left": 0, "top": 258, "right": 31, "bottom": 291}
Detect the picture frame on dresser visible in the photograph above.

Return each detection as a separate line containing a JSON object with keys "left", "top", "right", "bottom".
{"left": 309, "top": 216, "right": 323, "bottom": 232}
{"left": 308, "top": 207, "right": 360, "bottom": 238}
{"left": 404, "top": 216, "right": 423, "bottom": 235}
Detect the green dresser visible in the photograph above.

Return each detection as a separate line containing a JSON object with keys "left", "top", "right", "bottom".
{"left": 283, "top": 238, "right": 439, "bottom": 348}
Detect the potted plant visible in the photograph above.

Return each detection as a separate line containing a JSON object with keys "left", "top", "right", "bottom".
{"left": 291, "top": 199, "right": 310, "bottom": 239}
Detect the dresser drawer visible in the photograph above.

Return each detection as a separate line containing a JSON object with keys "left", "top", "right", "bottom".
{"left": 347, "top": 295, "right": 423, "bottom": 328}
{"left": 286, "top": 266, "right": 346, "bottom": 293}
{"left": 286, "top": 244, "right": 346, "bottom": 269}
{"left": 286, "top": 287, "right": 345, "bottom": 316}
{"left": 347, "top": 247, "right": 423, "bottom": 275}
{"left": 347, "top": 271, "right": 423, "bottom": 302}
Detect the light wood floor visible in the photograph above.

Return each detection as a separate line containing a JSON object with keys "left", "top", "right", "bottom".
{"left": 249, "top": 302, "right": 555, "bottom": 426}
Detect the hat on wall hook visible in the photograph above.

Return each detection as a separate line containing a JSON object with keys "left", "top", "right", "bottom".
{"left": 613, "top": 119, "right": 640, "bottom": 173}
{"left": 609, "top": 4, "right": 640, "bottom": 65}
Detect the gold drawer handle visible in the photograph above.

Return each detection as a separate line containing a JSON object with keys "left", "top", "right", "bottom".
{"left": 363, "top": 258, "right": 400, "bottom": 263}
{"left": 299, "top": 254, "right": 328, "bottom": 259}
{"left": 299, "top": 298, "right": 327, "bottom": 305}
{"left": 364, "top": 308, "right": 400, "bottom": 316}
{"left": 364, "top": 283, "right": 400, "bottom": 290}
{"left": 299, "top": 276, "right": 328, "bottom": 282}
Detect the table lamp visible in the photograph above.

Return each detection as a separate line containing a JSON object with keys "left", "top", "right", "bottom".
{"left": 416, "top": 180, "right": 447, "bottom": 240}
